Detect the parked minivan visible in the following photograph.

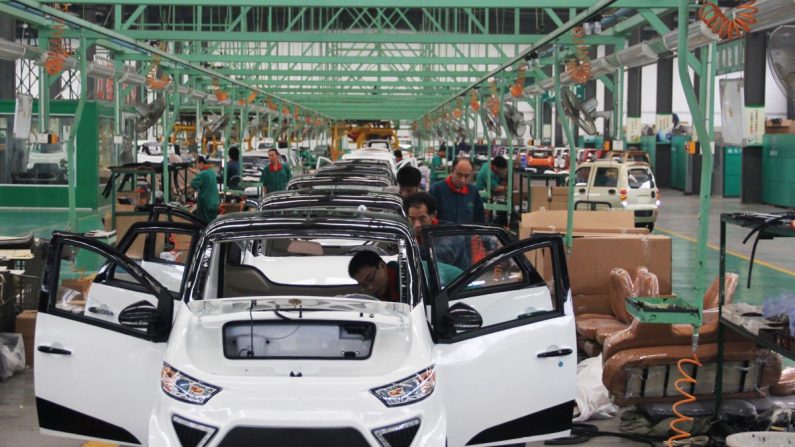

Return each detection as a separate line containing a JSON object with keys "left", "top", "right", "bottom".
{"left": 573, "top": 160, "right": 660, "bottom": 230}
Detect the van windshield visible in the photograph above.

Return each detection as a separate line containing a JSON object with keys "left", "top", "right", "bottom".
{"left": 628, "top": 168, "right": 655, "bottom": 189}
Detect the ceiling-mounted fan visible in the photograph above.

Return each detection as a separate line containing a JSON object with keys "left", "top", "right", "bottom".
{"left": 560, "top": 88, "right": 598, "bottom": 135}
{"left": 134, "top": 95, "right": 166, "bottom": 134}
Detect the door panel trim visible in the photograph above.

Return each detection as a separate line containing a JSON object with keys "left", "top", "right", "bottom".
{"left": 36, "top": 398, "right": 141, "bottom": 445}
{"left": 465, "top": 400, "right": 574, "bottom": 446}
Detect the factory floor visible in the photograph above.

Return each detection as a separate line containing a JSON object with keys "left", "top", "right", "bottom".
{"left": 0, "top": 189, "right": 793, "bottom": 447}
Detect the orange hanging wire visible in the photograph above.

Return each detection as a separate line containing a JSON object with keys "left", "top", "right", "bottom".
{"left": 469, "top": 89, "right": 480, "bottom": 112}
{"left": 667, "top": 353, "right": 702, "bottom": 447}
{"left": 486, "top": 80, "right": 500, "bottom": 116}
{"left": 510, "top": 64, "right": 527, "bottom": 98}
{"left": 212, "top": 78, "right": 228, "bottom": 102}
{"left": 145, "top": 42, "right": 171, "bottom": 91}
{"left": 44, "top": 3, "right": 71, "bottom": 76}
{"left": 566, "top": 26, "right": 592, "bottom": 84}
{"left": 698, "top": 1, "right": 758, "bottom": 40}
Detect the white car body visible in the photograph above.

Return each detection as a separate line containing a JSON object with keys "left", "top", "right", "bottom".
{"left": 137, "top": 141, "right": 177, "bottom": 164}
{"left": 342, "top": 149, "right": 416, "bottom": 174}
{"left": 35, "top": 213, "right": 576, "bottom": 447}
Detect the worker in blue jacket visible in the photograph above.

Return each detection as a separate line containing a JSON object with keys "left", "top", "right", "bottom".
{"left": 429, "top": 157, "right": 485, "bottom": 225}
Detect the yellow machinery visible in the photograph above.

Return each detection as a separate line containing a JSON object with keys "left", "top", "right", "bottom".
{"left": 170, "top": 123, "right": 196, "bottom": 151}
{"left": 331, "top": 123, "right": 399, "bottom": 160}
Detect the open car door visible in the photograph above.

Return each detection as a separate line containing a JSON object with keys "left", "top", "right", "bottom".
{"left": 35, "top": 222, "right": 199, "bottom": 445}
{"left": 423, "top": 226, "right": 576, "bottom": 446}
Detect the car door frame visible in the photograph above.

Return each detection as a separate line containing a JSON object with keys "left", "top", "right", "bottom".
{"left": 35, "top": 223, "right": 200, "bottom": 443}
{"left": 422, "top": 227, "right": 575, "bottom": 446}
{"left": 148, "top": 204, "right": 206, "bottom": 227}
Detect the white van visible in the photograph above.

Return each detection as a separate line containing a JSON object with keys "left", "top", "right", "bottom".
{"left": 573, "top": 160, "right": 660, "bottom": 230}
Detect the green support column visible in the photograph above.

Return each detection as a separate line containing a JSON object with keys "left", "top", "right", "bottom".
{"left": 67, "top": 35, "right": 89, "bottom": 231}
{"left": 161, "top": 71, "right": 181, "bottom": 204}
{"left": 677, "top": 0, "right": 714, "bottom": 333}
{"left": 553, "top": 46, "right": 579, "bottom": 251}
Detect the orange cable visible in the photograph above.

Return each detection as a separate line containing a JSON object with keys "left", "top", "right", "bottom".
{"left": 698, "top": 1, "right": 758, "bottom": 41}
{"left": 667, "top": 353, "right": 702, "bottom": 447}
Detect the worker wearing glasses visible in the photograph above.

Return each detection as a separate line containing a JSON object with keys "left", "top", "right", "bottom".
{"left": 348, "top": 250, "right": 400, "bottom": 302}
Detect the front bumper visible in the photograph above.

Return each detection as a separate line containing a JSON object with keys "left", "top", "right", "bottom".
{"left": 149, "top": 383, "right": 446, "bottom": 447}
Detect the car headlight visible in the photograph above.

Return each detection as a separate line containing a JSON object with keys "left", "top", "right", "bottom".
{"left": 161, "top": 363, "right": 221, "bottom": 405}
{"left": 370, "top": 366, "right": 436, "bottom": 407}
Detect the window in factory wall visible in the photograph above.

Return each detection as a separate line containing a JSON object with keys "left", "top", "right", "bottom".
{"left": 0, "top": 115, "right": 73, "bottom": 186}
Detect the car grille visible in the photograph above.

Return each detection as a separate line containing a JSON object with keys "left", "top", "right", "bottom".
{"left": 172, "top": 416, "right": 216, "bottom": 447}
{"left": 634, "top": 210, "right": 654, "bottom": 217}
{"left": 381, "top": 423, "right": 420, "bottom": 447}
{"left": 217, "top": 427, "right": 371, "bottom": 447}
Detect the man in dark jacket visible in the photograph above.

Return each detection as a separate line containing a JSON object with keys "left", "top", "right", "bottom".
{"left": 428, "top": 157, "right": 484, "bottom": 224}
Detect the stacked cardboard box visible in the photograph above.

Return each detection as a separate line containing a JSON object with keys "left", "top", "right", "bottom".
{"left": 14, "top": 310, "right": 36, "bottom": 367}
{"left": 521, "top": 210, "right": 672, "bottom": 315}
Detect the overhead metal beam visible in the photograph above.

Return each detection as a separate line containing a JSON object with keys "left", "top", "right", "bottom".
{"left": 123, "top": 54, "right": 510, "bottom": 64}
{"left": 420, "top": 0, "right": 618, "bottom": 119}
{"left": 243, "top": 79, "right": 471, "bottom": 87}
{"left": 118, "top": 30, "right": 623, "bottom": 45}
{"left": 219, "top": 69, "right": 488, "bottom": 77}
{"left": 40, "top": 0, "right": 679, "bottom": 7}
{"left": 3, "top": 0, "right": 332, "bottom": 118}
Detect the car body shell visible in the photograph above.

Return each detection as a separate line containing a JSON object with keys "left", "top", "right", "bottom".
{"left": 34, "top": 210, "right": 577, "bottom": 447}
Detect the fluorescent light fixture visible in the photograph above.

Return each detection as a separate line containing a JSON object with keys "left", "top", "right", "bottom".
{"left": 662, "top": 21, "right": 719, "bottom": 53}
{"left": 749, "top": 0, "right": 795, "bottom": 32}
{"left": 204, "top": 96, "right": 219, "bottom": 105}
{"left": 589, "top": 58, "right": 615, "bottom": 77}
{"left": 0, "top": 38, "right": 26, "bottom": 61}
{"left": 190, "top": 90, "right": 208, "bottom": 101}
{"left": 118, "top": 69, "right": 145, "bottom": 86}
{"left": 539, "top": 78, "right": 554, "bottom": 90}
{"left": 615, "top": 43, "right": 659, "bottom": 68}
{"left": 37, "top": 52, "right": 76, "bottom": 71}
{"left": 86, "top": 61, "right": 115, "bottom": 79}
{"left": 524, "top": 85, "right": 543, "bottom": 96}
{"left": 559, "top": 70, "right": 573, "bottom": 86}
{"left": 218, "top": 99, "right": 232, "bottom": 106}
{"left": 177, "top": 85, "right": 191, "bottom": 96}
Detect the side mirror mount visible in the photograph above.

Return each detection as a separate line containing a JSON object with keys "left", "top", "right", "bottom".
{"left": 442, "top": 302, "right": 483, "bottom": 337}
{"left": 119, "top": 300, "right": 169, "bottom": 342}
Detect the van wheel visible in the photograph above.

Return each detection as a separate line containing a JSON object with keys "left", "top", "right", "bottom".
{"left": 645, "top": 223, "right": 655, "bottom": 232}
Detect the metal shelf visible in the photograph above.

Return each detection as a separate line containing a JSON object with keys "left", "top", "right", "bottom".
{"left": 625, "top": 295, "right": 701, "bottom": 325}
{"left": 719, "top": 317, "right": 795, "bottom": 362}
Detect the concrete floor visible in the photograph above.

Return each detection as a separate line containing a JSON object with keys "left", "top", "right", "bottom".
{"left": 1, "top": 189, "right": 793, "bottom": 447}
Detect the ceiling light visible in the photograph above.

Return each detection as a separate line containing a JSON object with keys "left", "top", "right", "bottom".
{"left": 177, "top": 85, "right": 191, "bottom": 96}
{"left": 615, "top": 43, "right": 659, "bottom": 68}
{"left": 37, "top": 52, "right": 76, "bottom": 71}
{"left": 190, "top": 90, "right": 208, "bottom": 101}
{"left": 589, "top": 58, "right": 615, "bottom": 77}
{"left": 118, "top": 68, "right": 145, "bottom": 86}
{"left": 86, "top": 61, "right": 115, "bottom": 79}
{"left": 0, "top": 38, "right": 26, "bottom": 61}
{"left": 662, "top": 21, "right": 719, "bottom": 53}
{"left": 749, "top": 0, "right": 795, "bottom": 32}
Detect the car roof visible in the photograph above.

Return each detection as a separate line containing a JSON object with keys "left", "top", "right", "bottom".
{"left": 258, "top": 191, "right": 405, "bottom": 215}
{"left": 205, "top": 209, "right": 413, "bottom": 240}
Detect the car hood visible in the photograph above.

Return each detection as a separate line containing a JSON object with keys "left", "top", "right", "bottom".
{"left": 174, "top": 297, "right": 417, "bottom": 378}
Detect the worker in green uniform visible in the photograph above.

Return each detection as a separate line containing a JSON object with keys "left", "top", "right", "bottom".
{"left": 190, "top": 156, "right": 220, "bottom": 223}
{"left": 260, "top": 148, "right": 292, "bottom": 193}
{"left": 476, "top": 155, "right": 508, "bottom": 195}
{"left": 430, "top": 147, "right": 448, "bottom": 183}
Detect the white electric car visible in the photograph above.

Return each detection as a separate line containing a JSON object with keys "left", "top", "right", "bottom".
{"left": 35, "top": 210, "right": 576, "bottom": 447}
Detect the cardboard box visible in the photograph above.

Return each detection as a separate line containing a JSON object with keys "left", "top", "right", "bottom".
{"left": 766, "top": 119, "right": 795, "bottom": 134}
{"left": 14, "top": 310, "right": 37, "bottom": 367}
{"left": 520, "top": 210, "right": 670, "bottom": 315}
{"left": 520, "top": 209, "right": 638, "bottom": 237}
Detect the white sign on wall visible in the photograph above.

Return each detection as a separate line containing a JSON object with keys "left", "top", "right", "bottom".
{"left": 626, "top": 117, "right": 642, "bottom": 144}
